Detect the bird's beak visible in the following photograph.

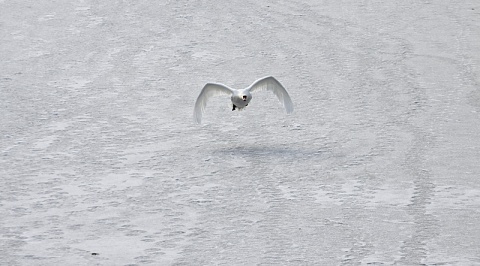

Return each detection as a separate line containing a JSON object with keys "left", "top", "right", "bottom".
{"left": 242, "top": 95, "right": 247, "bottom": 101}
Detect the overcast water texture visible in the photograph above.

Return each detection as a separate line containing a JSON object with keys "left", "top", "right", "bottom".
{"left": 1, "top": 0, "right": 480, "bottom": 265}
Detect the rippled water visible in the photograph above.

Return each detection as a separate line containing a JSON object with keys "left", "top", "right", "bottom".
{"left": 1, "top": 1, "right": 480, "bottom": 265}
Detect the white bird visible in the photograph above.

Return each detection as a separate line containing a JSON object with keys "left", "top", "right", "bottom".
{"left": 193, "top": 76, "right": 293, "bottom": 124}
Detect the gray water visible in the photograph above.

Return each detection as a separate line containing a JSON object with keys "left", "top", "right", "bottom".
{"left": 1, "top": 1, "right": 480, "bottom": 265}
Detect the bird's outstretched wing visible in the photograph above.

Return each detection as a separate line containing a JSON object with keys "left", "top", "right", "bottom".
{"left": 194, "top": 83, "right": 234, "bottom": 124}
{"left": 246, "top": 76, "right": 294, "bottom": 114}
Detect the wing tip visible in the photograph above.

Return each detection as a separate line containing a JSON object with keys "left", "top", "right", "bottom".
{"left": 286, "top": 106, "right": 294, "bottom": 114}
{"left": 193, "top": 110, "right": 202, "bottom": 124}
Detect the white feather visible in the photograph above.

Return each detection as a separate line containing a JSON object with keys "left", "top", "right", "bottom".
{"left": 246, "top": 76, "right": 294, "bottom": 114}
{"left": 193, "top": 83, "right": 234, "bottom": 124}
{"left": 193, "top": 76, "right": 293, "bottom": 124}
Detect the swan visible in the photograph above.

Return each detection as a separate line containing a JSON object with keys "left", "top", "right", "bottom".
{"left": 193, "top": 76, "right": 293, "bottom": 124}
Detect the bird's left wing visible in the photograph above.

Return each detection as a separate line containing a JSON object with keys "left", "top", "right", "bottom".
{"left": 247, "top": 76, "right": 294, "bottom": 114}
{"left": 194, "top": 83, "right": 234, "bottom": 124}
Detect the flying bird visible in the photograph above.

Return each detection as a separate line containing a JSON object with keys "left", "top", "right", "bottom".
{"left": 193, "top": 76, "right": 293, "bottom": 124}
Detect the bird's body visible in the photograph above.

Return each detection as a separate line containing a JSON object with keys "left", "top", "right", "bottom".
{"left": 193, "top": 76, "right": 293, "bottom": 124}
{"left": 231, "top": 89, "right": 252, "bottom": 110}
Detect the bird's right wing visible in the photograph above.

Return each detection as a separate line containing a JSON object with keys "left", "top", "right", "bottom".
{"left": 193, "top": 83, "right": 234, "bottom": 124}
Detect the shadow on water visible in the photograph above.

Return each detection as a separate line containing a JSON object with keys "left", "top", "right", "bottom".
{"left": 213, "top": 144, "right": 331, "bottom": 160}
